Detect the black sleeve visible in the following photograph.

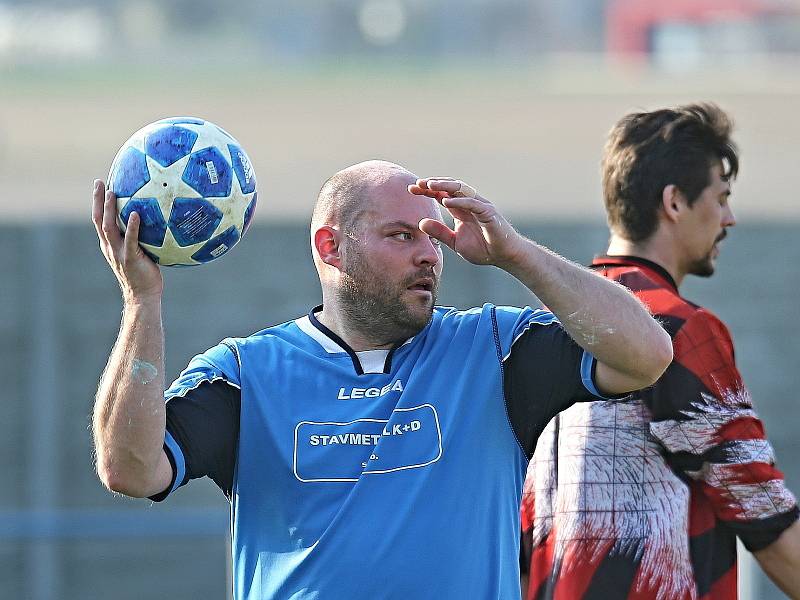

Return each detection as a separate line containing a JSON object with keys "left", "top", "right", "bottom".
{"left": 503, "top": 322, "right": 596, "bottom": 459}
{"left": 149, "top": 379, "right": 241, "bottom": 501}
{"left": 733, "top": 508, "right": 800, "bottom": 552}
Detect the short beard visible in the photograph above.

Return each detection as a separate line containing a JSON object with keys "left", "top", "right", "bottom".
{"left": 688, "top": 256, "right": 715, "bottom": 278}
{"left": 689, "top": 230, "right": 727, "bottom": 278}
{"left": 337, "top": 254, "right": 437, "bottom": 346}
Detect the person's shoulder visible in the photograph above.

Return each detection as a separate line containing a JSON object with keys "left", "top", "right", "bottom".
{"left": 612, "top": 267, "right": 701, "bottom": 338}
{"left": 436, "top": 304, "right": 558, "bottom": 340}
{"left": 430, "top": 305, "right": 482, "bottom": 333}
{"left": 624, "top": 269, "right": 693, "bottom": 316}
{"left": 432, "top": 303, "right": 501, "bottom": 330}
{"left": 598, "top": 262, "right": 686, "bottom": 319}
{"left": 434, "top": 303, "right": 550, "bottom": 325}
{"left": 246, "top": 317, "right": 301, "bottom": 339}
{"left": 663, "top": 305, "right": 737, "bottom": 373}
{"left": 432, "top": 304, "right": 487, "bottom": 321}
{"left": 493, "top": 304, "right": 555, "bottom": 322}
{"left": 678, "top": 306, "right": 733, "bottom": 343}
{"left": 221, "top": 314, "right": 311, "bottom": 352}
{"left": 605, "top": 263, "right": 658, "bottom": 289}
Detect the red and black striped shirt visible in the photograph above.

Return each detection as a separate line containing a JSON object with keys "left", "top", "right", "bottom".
{"left": 521, "top": 255, "right": 798, "bottom": 600}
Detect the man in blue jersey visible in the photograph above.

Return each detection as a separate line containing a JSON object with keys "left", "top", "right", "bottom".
{"left": 91, "top": 160, "right": 672, "bottom": 599}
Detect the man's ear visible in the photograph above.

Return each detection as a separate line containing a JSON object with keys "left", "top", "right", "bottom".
{"left": 314, "top": 225, "right": 342, "bottom": 269}
{"left": 661, "top": 184, "right": 687, "bottom": 223}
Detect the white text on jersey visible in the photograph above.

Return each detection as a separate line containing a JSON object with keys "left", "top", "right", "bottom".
{"left": 337, "top": 379, "right": 404, "bottom": 400}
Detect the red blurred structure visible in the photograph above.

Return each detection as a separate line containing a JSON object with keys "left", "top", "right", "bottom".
{"left": 606, "top": 0, "right": 797, "bottom": 56}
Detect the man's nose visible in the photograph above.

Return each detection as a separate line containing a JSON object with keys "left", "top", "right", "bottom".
{"left": 722, "top": 204, "right": 736, "bottom": 228}
{"left": 416, "top": 235, "right": 440, "bottom": 266}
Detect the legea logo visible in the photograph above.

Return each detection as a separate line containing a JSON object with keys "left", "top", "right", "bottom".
{"left": 337, "top": 379, "right": 403, "bottom": 400}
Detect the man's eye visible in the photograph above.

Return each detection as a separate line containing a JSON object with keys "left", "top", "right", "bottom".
{"left": 393, "top": 232, "right": 413, "bottom": 241}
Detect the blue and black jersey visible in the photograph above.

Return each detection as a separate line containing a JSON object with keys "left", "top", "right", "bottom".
{"left": 154, "top": 304, "right": 609, "bottom": 599}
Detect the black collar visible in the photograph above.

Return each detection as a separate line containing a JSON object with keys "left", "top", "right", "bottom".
{"left": 590, "top": 255, "right": 679, "bottom": 293}
{"left": 307, "top": 305, "right": 406, "bottom": 376}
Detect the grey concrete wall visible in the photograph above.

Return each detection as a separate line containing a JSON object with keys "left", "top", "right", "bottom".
{"left": 1, "top": 222, "right": 797, "bottom": 599}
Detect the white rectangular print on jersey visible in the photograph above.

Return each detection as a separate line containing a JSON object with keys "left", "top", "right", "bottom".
{"left": 293, "top": 404, "right": 443, "bottom": 482}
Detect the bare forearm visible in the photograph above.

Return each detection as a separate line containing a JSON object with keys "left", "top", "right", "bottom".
{"left": 407, "top": 178, "right": 670, "bottom": 389}
{"left": 754, "top": 519, "right": 800, "bottom": 599}
{"left": 501, "top": 238, "right": 671, "bottom": 382}
{"left": 93, "top": 299, "right": 166, "bottom": 495}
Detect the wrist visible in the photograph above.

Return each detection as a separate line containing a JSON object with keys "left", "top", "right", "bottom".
{"left": 494, "top": 235, "right": 534, "bottom": 274}
{"left": 122, "top": 293, "right": 162, "bottom": 312}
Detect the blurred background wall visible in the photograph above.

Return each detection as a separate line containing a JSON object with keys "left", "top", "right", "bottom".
{"left": 1, "top": 0, "right": 799, "bottom": 598}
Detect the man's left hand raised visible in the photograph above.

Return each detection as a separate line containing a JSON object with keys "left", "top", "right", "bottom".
{"left": 409, "top": 178, "right": 524, "bottom": 269}
{"left": 411, "top": 176, "right": 673, "bottom": 397}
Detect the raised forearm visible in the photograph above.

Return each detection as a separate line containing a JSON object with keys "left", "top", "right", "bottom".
{"left": 93, "top": 299, "right": 166, "bottom": 495}
{"left": 754, "top": 519, "right": 800, "bottom": 599}
{"left": 407, "top": 179, "right": 671, "bottom": 388}
{"left": 501, "top": 238, "right": 672, "bottom": 383}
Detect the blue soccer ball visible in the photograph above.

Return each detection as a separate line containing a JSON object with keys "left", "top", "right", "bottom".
{"left": 108, "top": 117, "right": 257, "bottom": 266}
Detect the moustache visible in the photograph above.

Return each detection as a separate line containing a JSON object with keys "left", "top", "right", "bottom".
{"left": 403, "top": 269, "right": 439, "bottom": 288}
{"left": 715, "top": 230, "right": 728, "bottom": 243}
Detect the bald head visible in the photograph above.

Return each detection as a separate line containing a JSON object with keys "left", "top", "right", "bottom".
{"left": 310, "top": 160, "right": 444, "bottom": 346}
{"left": 311, "top": 160, "right": 418, "bottom": 234}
